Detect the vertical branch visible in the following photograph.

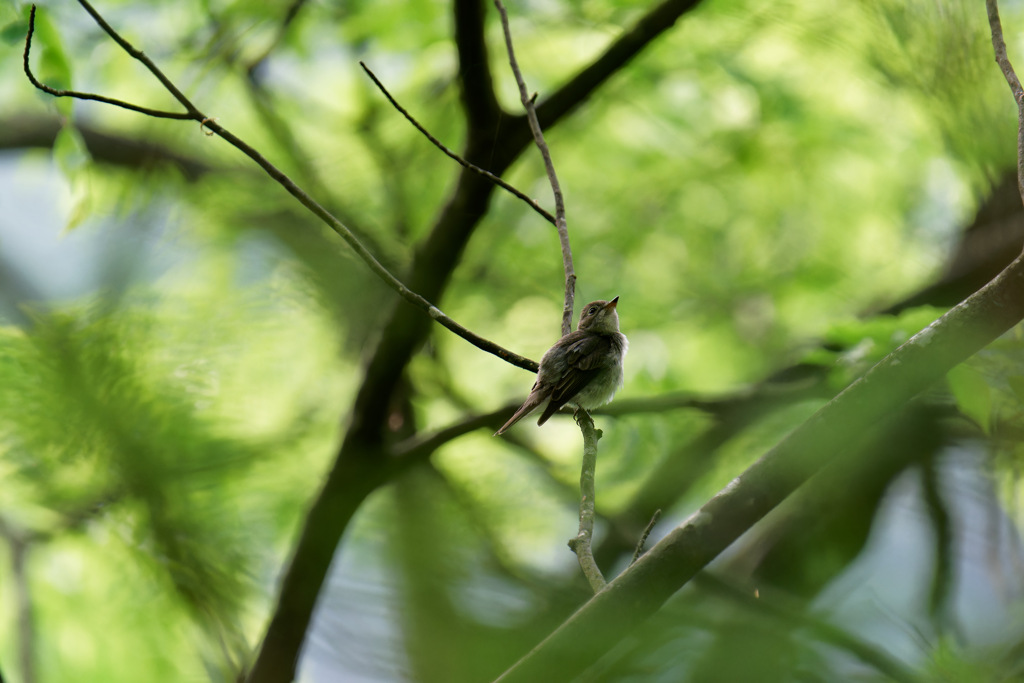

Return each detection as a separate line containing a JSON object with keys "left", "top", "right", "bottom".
{"left": 13, "top": 540, "right": 34, "bottom": 683}
{"left": 567, "top": 412, "right": 607, "bottom": 592}
{"left": 0, "top": 520, "right": 36, "bottom": 683}
{"left": 987, "top": 0, "right": 1024, "bottom": 209}
{"left": 493, "top": 0, "right": 576, "bottom": 336}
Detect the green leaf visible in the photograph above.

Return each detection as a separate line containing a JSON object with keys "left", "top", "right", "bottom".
{"left": 947, "top": 365, "right": 992, "bottom": 434}
{"left": 0, "top": 17, "right": 28, "bottom": 46}
{"left": 53, "top": 125, "right": 90, "bottom": 175}
{"left": 53, "top": 125, "right": 94, "bottom": 231}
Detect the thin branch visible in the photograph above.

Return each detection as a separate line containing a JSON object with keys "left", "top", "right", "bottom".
{"left": 630, "top": 509, "right": 661, "bottom": 565}
{"left": 493, "top": 0, "right": 576, "bottom": 336}
{"left": 392, "top": 408, "right": 517, "bottom": 461}
{"left": 25, "top": 1, "right": 536, "bottom": 372}
{"left": 987, "top": 0, "right": 1024, "bottom": 211}
{"left": 535, "top": 0, "right": 706, "bottom": 131}
{"left": 75, "top": 0, "right": 201, "bottom": 116}
{"left": 494, "top": 245, "right": 1024, "bottom": 682}
{"left": 567, "top": 411, "right": 606, "bottom": 592}
{"left": 23, "top": 6, "right": 190, "bottom": 120}
{"left": 360, "top": 61, "right": 557, "bottom": 226}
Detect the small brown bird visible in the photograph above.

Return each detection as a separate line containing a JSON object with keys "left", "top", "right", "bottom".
{"left": 495, "top": 297, "right": 628, "bottom": 435}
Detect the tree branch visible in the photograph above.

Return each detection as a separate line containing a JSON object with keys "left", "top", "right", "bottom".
{"left": 535, "top": 0, "right": 707, "bottom": 130}
{"left": 494, "top": 0, "right": 576, "bottom": 335}
{"left": 454, "top": 0, "right": 501, "bottom": 137}
{"left": 987, "top": 0, "right": 1024, "bottom": 209}
{"left": 630, "top": 510, "right": 661, "bottom": 566}
{"left": 495, "top": 247, "right": 1024, "bottom": 681}
{"left": 359, "top": 61, "right": 556, "bottom": 226}
{"left": 247, "top": 1, "right": 516, "bottom": 678}
{"left": 0, "top": 114, "right": 218, "bottom": 180}
{"left": 247, "top": 0, "right": 711, "bottom": 676}
{"left": 0, "top": 520, "right": 36, "bottom": 683}
{"left": 23, "top": 6, "right": 190, "bottom": 120}
{"left": 567, "top": 412, "right": 606, "bottom": 592}
{"left": 25, "top": 1, "right": 535, "bottom": 372}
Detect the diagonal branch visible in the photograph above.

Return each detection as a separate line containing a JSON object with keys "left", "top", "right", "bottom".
{"left": 248, "top": 0, "right": 713, "bottom": 678}
{"left": 495, "top": 249, "right": 1024, "bottom": 681}
{"left": 24, "top": 1, "right": 535, "bottom": 372}
{"left": 495, "top": 8, "right": 1024, "bottom": 675}
{"left": 360, "top": 61, "right": 556, "bottom": 226}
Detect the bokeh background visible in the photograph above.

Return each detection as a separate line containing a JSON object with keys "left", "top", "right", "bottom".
{"left": 1, "top": 0, "right": 1024, "bottom": 681}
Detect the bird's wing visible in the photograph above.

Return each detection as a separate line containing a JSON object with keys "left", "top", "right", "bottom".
{"left": 564, "top": 334, "right": 612, "bottom": 370}
{"left": 536, "top": 335, "right": 612, "bottom": 425}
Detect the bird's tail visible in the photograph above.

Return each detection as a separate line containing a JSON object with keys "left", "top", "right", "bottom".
{"left": 494, "top": 393, "right": 544, "bottom": 436}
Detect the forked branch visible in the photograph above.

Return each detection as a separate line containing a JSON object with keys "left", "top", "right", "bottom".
{"left": 23, "top": 1, "right": 537, "bottom": 372}
{"left": 493, "top": 0, "right": 576, "bottom": 336}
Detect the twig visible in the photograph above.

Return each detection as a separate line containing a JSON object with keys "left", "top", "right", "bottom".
{"left": 493, "top": 0, "right": 576, "bottom": 336}
{"left": 360, "top": 62, "right": 556, "bottom": 227}
{"left": 567, "top": 411, "right": 606, "bottom": 592}
{"left": 22, "top": 6, "right": 190, "bottom": 120}
{"left": 495, "top": 240, "right": 1024, "bottom": 682}
{"left": 987, "top": 0, "right": 1024, "bottom": 210}
{"left": 630, "top": 509, "right": 661, "bottom": 565}
{"left": 24, "top": 1, "right": 536, "bottom": 372}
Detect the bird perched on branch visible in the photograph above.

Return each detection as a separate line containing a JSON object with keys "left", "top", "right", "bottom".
{"left": 495, "top": 297, "right": 628, "bottom": 435}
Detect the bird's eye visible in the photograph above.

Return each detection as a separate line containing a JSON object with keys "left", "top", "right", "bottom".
{"left": 588, "top": 306, "right": 599, "bottom": 315}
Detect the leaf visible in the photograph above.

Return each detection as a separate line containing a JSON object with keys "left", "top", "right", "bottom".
{"left": 0, "top": 18, "right": 28, "bottom": 46}
{"left": 947, "top": 364, "right": 992, "bottom": 434}
{"left": 53, "top": 126, "right": 94, "bottom": 232}
{"left": 53, "top": 125, "right": 90, "bottom": 175}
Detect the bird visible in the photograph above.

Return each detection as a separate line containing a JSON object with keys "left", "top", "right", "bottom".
{"left": 495, "top": 297, "right": 628, "bottom": 435}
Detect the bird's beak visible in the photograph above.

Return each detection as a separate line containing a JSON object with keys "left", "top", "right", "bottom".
{"left": 607, "top": 296, "right": 619, "bottom": 309}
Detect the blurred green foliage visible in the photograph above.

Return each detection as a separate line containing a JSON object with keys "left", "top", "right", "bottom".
{"left": 1, "top": 0, "right": 1024, "bottom": 681}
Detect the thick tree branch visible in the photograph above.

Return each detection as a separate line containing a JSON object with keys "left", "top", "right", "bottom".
{"left": 248, "top": 1, "right": 514, "bottom": 678}
{"left": 495, "top": 247, "right": 1024, "bottom": 681}
{"left": 0, "top": 114, "right": 217, "bottom": 180}
{"left": 454, "top": 0, "right": 501, "bottom": 137}
{"left": 248, "top": 0, "right": 712, "bottom": 677}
